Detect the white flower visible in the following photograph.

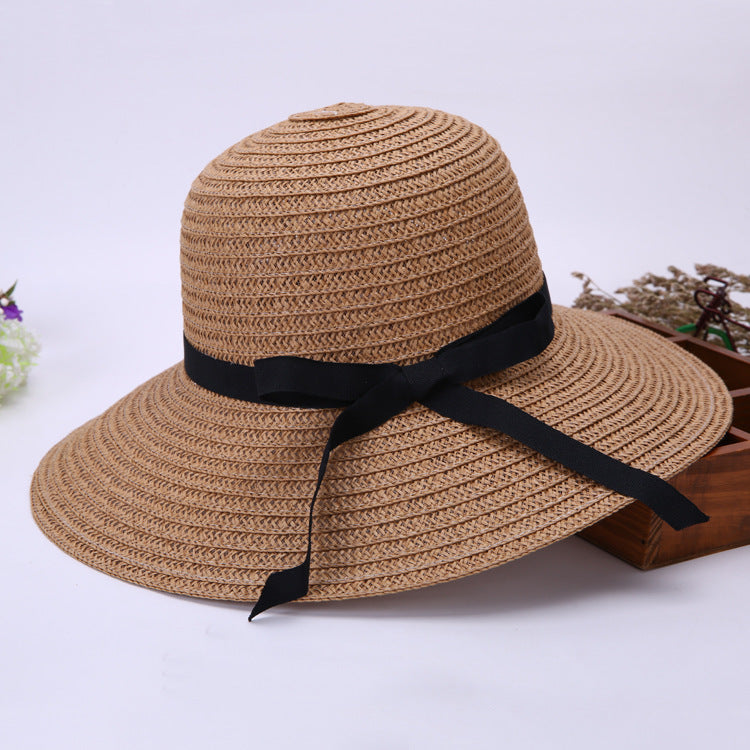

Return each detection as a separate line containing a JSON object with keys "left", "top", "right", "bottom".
{"left": 0, "top": 319, "right": 41, "bottom": 401}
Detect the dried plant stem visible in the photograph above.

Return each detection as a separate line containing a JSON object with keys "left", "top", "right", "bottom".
{"left": 571, "top": 265, "right": 750, "bottom": 355}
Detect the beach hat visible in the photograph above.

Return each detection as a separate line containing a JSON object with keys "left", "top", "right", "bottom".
{"left": 31, "top": 102, "right": 732, "bottom": 618}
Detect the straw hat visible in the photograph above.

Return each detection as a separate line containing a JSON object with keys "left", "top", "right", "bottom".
{"left": 31, "top": 103, "right": 732, "bottom": 611}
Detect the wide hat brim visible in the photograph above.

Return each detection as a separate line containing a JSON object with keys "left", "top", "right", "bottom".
{"left": 31, "top": 306, "right": 732, "bottom": 603}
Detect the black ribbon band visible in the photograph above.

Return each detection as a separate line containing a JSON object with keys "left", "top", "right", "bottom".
{"left": 183, "top": 277, "right": 709, "bottom": 620}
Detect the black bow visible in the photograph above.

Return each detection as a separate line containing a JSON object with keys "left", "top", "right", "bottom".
{"left": 183, "top": 278, "right": 708, "bottom": 620}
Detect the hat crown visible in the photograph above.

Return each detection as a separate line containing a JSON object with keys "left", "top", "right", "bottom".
{"left": 180, "top": 103, "right": 543, "bottom": 365}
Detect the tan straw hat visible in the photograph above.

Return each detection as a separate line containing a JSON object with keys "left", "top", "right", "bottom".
{"left": 31, "top": 102, "right": 733, "bottom": 617}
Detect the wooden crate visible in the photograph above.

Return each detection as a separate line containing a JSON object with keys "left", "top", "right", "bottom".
{"left": 578, "top": 310, "right": 750, "bottom": 569}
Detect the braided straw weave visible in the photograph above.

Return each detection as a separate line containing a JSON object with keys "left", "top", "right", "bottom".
{"left": 31, "top": 103, "right": 733, "bottom": 603}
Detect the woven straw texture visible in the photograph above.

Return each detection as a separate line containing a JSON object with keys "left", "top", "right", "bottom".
{"left": 31, "top": 103, "right": 733, "bottom": 603}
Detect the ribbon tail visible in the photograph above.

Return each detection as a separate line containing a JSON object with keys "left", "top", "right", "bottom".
{"left": 249, "top": 372, "right": 415, "bottom": 620}
{"left": 248, "top": 442, "right": 327, "bottom": 622}
{"left": 248, "top": 555, "right": 311, "bottom": 621}
{"left": 423, "top": 384, "right": 709, "bottom": 531}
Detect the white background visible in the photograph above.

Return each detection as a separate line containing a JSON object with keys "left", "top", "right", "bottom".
{"left": 2, "top": 1, "right": 749, "bottom": 748}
